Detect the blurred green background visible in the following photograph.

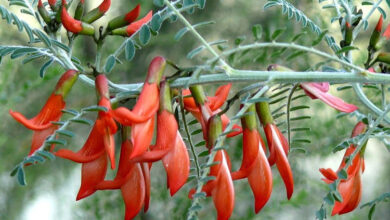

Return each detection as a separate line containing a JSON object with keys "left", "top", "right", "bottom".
{"left": 0, "top": 0, "right": 389, "bottom": 219}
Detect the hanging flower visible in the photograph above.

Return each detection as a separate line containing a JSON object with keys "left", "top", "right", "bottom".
{"left": 230, "top": 104, "right": 272, "bottom": 213}
{"left": 256, "top": 101, "right": 294, "bottom": 200}
{"left": 9, "top": 70, "right": 78, "bottom": 155}
{"left": 112, "top": 57, "right": 166, "bottom": 158}
{"left": 319, "top": 121, "right": 367, "bottom": 216}
{"left": 55, "top": 74, "right": 117, "bottom": 200}
{"left": 267, "top": 64, "right": 358, "bottom": 113}
{"left": 130, "top": 81, "right": 190, "bottom": 196}
{"left": 189, "top": 115, "right": 235, "bottom": 220}
{"left": 300, "top": 82, "right": 358, "bottom": 113}
{"left": 95, "top": 128, "right": 149, "bottom": 219}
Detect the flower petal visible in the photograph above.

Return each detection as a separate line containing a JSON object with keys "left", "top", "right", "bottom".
{"left": 121, "top": 163, "right": 145, "bottom": 220}
{"left": 130, "top": 117, "right": 155, "bottom": 158}
{"left": 301, "top": 83, "right": 357, "bottom": 113}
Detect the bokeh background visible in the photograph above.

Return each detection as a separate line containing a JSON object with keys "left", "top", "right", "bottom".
{"left": 0, "top": 0, "right": 389, "bottom": 219}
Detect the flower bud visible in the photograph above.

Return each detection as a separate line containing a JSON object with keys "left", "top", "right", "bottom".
{"left": 207, "top": 115, "right": 223, "bottom": 149}
{"left": 255, "top": 102, "right": 273, "bottom": 125}
{"left": 81, "top": 0, "right": 111, "bottom": 24}
{"left": 107, "top": 4, "right": 140, "bottom": 31}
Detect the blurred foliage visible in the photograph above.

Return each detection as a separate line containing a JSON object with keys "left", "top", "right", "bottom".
{"left": 0, "top": 0, "right": 389, "bottom": 219}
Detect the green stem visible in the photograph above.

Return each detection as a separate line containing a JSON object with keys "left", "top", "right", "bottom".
{"left": 179, "top": 91, "right": 201, "bottom": 178}
{"left": 209, "top": 42, "right": 368, "bottom": 74}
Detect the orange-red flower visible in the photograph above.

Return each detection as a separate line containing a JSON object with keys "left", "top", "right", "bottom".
{"left": 231, "top": 104, "right": 272, "bottom": 213}
{"left": 55, "top": 74, "right": 118, "bottom": 200}
{"left": 9, "top": 70, "right": 78, "bottom": 155}
{"left": 183, "top": 84, "right": 242, "bottom": 145}
{"left": 113, "top": 56, "right": 166, "bottom": 158}
{"left": 256, "top": 102, "right": 294, "bottom": 200}
{"left": 319, "top": 121, "right": 367, "bottom": 216}
{"left": 95, "top": 129, "right": 149, "bottom": 219}
{"left": 189, "top": 115, "right": 235, "bottom": 220}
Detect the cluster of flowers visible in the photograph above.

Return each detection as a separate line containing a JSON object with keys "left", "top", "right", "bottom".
{"left": 37, "top": 0, "right": 152, "bottom": 37}
{"left": 10, "top": 55, "right": 368, "bottom": 219}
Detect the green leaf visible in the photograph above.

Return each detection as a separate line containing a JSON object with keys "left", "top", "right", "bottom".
{"left": 30, "top": 155, "right": 45, "bottom": 163}
{"left": 62, "top": 109, "right": 79, "bottom": 116}
{"left": 187, "top": 46, "right": 204, "bottom": 59}
{"left": 153, "top": 0, "right": 164, "bottom": 7}
{"left": 33, "top": 29, "right": 51, "bottom": 47}
{"left": 139, "top": 25, "right": 151, "bottom": 45}
{"left": 337, "top": 169, "right": 348, "bottom": 180}
{"left": 124, "top": 40, "right": 135, "bottom": 61}
{"left": 198, "top": 150, "right": 209, "bottom": 157}
{"left": 252, "top": 24, "right": 263, "bottom": 40}
{"left": 36, "top": 150, "right": 55, "bottom": 160}
{"left": 174, "top": 27, "right": 189, "bottom": 41}
{"left": 336, "top": 46, "right": 359, "bottom": 54}
{"left": 192, "top": 192, "right": 206, "bottom": 199}
{"left": 56, "top": 130, "right": 75, "bottom": 138}
{"left": 195, "top": 141, "right": 206, "bottom": 147}
{"left": 46, "top": 139, "right": 67, "bottom": 146}
{"left": 234, "top": 36, "right": 246, "bottom": 45}
{"left": 17, "top": 167, "right": 26, "bottom": 186}
{"left": 104, "top": 55, "right": 116, "bottom": 73}
{"left": 333, "top": 191, "right": 343, "bottom": 202}
{"left": 377, "top": 7, "right": 387, "bottom": 19}
{"left": 271, "top": 28, "right": 285, "bottom": 40}
{"left": 191, "top": 129, "right": 203, "bottom": 135}
{"left": 150, "top": 14, "right": 162, "bottom": 32}
{"left": 82, "top": 105, "right": 108, "bottom": 112}
{"left": 324, "top": 192, "right": 335, "bottom": 205}
{"left": 39, "top": 58, "right": 54, "bottom": 78}
{"left": 70, "top": 118, "right": 93, "bottom": 126}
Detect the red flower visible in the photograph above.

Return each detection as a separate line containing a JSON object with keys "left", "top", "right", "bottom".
{"left": 61, "top": 0, "right": 95, "bottom": 35}
{"left": 183, "top": 84, "right": 242, "bottom": 144}
{"left": 95, "top": 131, "right": 149, "bottom": 219}
{"left": 300, "top": 82, "right": 358, "bottom": 113}
{"left": 319, "top": 122, "right": 366, "bottom": 216}
{"left": 9, "top": 70, "right": 78, "bottom": 155}
{"left": 113, "top": 57, "right": 166, "bottom": 158}
{"left": 126, "top": 11, "right": 152, "bottom": 36}
{"left": 132, "top": 81, "right": 189, "bottom": 196}
{"left": 55, "top": 74, "right": 117, "bottom": 200}
{"left": 231, "top": 104, "right": 272, "bottom": 213}
{"left": 189, "top": 116, "right": 235, "bottom": 220}
{"left": 256, "top": 102, "right": 294, "bottom": 200}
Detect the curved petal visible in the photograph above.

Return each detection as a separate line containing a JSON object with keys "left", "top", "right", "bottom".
{"left": 209, "top": 83, "right": 232, "bottom": 110}
{"left": 239, "top": 129, "right": 260, "bottom": 172}
{"left": 29, "top": 125, "right": 58, "bottom": 156}
{"left": 164, "top": 133, "right": 190, "bottom": 196}
{"left": 212, "top": 151, "right": 234, "bottom": 220}
{"left": 301, "top": 83, "right": 358, "bottom": 113}
{"left": 9, "top": 94, "right": 64, "bottom": 130}
{"left": 76, "top": 154, "right": 108, "bottom": 200}
{"left": 338, "top": 171, "right": 362, "bottom": 215}
{"left": 121, "top": 163, "right": 145, "bottom": 220}
{"left": 130, "top": 117, "right": 155, "bottom": 158}
{"left": 319, "top": 168, "right": 338, "bottom": 182}
{"left": 270, "top": 124, "right": 294, "bottom": 199}
{"left": 126, "top": 11, "right": 153, "bottom": 36}
{"left": 247, "top": 143, "right": 273, "bottom": 213}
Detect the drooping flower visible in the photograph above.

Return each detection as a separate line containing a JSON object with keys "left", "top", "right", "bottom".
{"left": 319, "top": 121, "right": 367, "bottom": 216}
{"left": 130, "top": 81, "right": 190, "bottom": 196}
{"left": 256, "top": 101, "right": 294, "bottom": 200}
{"left": 9, "top": 70, "right": 78, "bottom": 155}
{"left": 183, "top": 84, "right": 242, "bottom": 146}
{"left": 95, "top": 127, "right": 149, "bottom": 219}
{"left": 230, "top": 104, "right": 272, "bottom": 213}
{"left": 268, "top": 64, "right": 358, "bottom": 113}
{"left": 300, "top": 82, "right": 358, "bottom": 113}
{"left": 189, "top": 115, "right": 235, "bottom": 220}
{"left": 55, "top": 74, "right": 118, "bottom": 200}
{"left": 112, "top": 57, "right": 166, "bottom": 158}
